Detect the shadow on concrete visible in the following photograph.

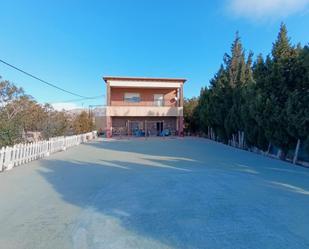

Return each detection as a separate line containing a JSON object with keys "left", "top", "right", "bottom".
{"left": 37, "top": 138, "right": 309, "bottom": 248}
{"left": 38, "top": 157, "right": 215, "bottom": 249}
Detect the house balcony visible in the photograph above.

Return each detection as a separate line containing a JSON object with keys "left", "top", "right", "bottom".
{"left": 106, "top": 106, "right": 183, "bottom": 117}
{"left": 110, "top": 100, "right": 179, "bottom": 107}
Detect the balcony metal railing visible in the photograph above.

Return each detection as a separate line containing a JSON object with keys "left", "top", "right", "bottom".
{"left": 110, "top": 100, "right": 178, "bottom": 107}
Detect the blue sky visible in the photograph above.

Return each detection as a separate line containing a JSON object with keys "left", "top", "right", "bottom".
{"left": 0, "top": 0, "right": 308, "bottom": 110}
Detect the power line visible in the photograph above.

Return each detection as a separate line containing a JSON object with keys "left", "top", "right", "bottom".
{"left": 50, "top": 95, "right": 105, "bottom": 104}
{"left": 0, "top": 58, "right": 90, "bottom": 98}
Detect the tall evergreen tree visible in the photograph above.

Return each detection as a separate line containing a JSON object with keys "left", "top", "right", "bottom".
{"left": 286, "top": 45, "right": 309, "bottom": 152}
{"left": 272, "top": 23, "right": 293, "bottom": 60}
{"left": 195, "top": 23, "right": 308, "bottom": 161}
{"left": 224, "top": 32, "right": 247, "bottom": 140}
{"left": 265, "top": 23, "right": 298, "bottom": 157}
{"left": 201, "top": 66, "right": 231, "bottom": 141}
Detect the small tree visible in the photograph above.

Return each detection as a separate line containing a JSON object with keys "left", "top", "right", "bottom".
{"left": 183, "top": 97, "right": 199, "bottom": 134}
{"left": 0, "top": 78, "right": 26, "bottom": 146}
{"left": 73, "top": 111, "right": 94, "bottom": 134}
{"left": 42, "top": 107, "right": 70, "bottom": 138}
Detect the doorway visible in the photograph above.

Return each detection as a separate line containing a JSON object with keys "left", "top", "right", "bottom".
{"left": 128, "top": 121, "right": 143, "bottom": 136}
{"left": 156, "top": 122, "right": 163, "bottom": 136}
{"left": 154, "top": 94, "right": 164, "bottom": 106}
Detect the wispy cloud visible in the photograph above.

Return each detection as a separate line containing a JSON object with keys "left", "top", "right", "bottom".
{"left": 227, "top": 0, "right": 309, "bottom": 20}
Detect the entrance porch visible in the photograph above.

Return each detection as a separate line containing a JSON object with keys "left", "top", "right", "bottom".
{"left": 111, "top": 117, "right": 179, "bottom": 136}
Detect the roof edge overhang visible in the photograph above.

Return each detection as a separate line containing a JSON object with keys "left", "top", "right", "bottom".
{"left": 103, "top": 76, "right": 186, "bottom": 84}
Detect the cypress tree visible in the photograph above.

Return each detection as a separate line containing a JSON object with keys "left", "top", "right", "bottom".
{"left": 266, "top": 23, "right": 298, "bottom": 158}
{"left": 194, "top": 23, "right": 308, "bottom": 161}
{"left": 224, "top": 32, "right": 247, "bottom": 142}
{"left": 204, "top": 66, "right": 231, "bottom": 141}
{"left": 286, "top": 45, "right": 309, "bottom": 154}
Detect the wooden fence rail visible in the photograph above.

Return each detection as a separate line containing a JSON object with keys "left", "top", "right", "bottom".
{"left": 0, "top": 131, "right": 97, "bottom": 172}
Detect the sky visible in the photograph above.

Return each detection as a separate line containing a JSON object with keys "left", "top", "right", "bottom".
{"left": 0, "top": 0, "right": 308, "bottom": 110}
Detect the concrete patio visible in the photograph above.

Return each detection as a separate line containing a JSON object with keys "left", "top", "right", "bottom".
{"left": 0, "top": 137, "right": 309, "bottom": 249}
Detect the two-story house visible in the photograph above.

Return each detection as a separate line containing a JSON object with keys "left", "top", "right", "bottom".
{"left": 103, "top": 76, "right": 186, "bottom": 137}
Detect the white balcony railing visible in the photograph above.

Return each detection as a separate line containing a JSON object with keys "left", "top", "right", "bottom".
{"left": 106, "top": 106, "right": 183, "bottom": 117}
{"left": 110, "top": 101, "right": 178, "bottom": 107}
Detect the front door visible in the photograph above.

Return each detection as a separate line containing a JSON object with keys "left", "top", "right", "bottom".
{"left": 156, "top": 122, "right": 163, "bottom": 136}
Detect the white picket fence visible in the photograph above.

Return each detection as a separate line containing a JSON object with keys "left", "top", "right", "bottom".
{"left": 0, "top": 131, "right": 97, "bottom": 172}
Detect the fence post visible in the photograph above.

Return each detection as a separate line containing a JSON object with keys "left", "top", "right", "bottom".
{"left": 12, "top": 145, "right": 17, "bottom": 167}
{"left": 44, "top": 141, "right": 49, "bottom": 157}
{"left": 4, "top": 146, "right": 13, "bottom": 170}
{"left": 293, "top": 139, "right": 301, "bottom": 165}
{"left": 277, "top": 149, "right": 282, "bottom": 159}
{"left": 62, "top": 137, "right": 66, "bottom": 151}
{"left": 21, "top": 144, "right": 26, "bottom": 164}
{"left": 25, "top": 143, "right": 30, "bottom": 162}
{"left": 0, "top": 147, "right": 5, "bottom": 171}
{"left": 16, "top": 144, "right": 20, "bottom": 166}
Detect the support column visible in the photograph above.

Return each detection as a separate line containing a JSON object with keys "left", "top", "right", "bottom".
{"left": 179, "top": 84, "right": 184, "bottom": 107}
{"left": 106, "top": 116, "right": 112, "bottom": 138}
{"left": 178, "top": 116, "right": 184, "bottom": 136}
{"left": 178, "top": 83, "right": 184, "bottom": 136}
{"left": 106, "top": 82, "right": 111, "bottom": 106}
{"left": 106, "top": 81, "right": 112, "bottom": 138}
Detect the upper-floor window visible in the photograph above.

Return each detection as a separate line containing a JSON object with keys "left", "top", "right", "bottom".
{"left": 154, "top": 94, "right": 164, "bottom": 106}
{"left": 124, "top": 93, "right": 141, "bottom": 103}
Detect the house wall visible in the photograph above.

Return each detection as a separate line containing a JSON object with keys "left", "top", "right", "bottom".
{"left": 112, "top": 117, "right": 177, "bottom": 136}
{"left": 94, "top": 116, "right": 106, "bottom": 132}
{"left": 104, "top": 79, "right": 185, "bottom": 137}
{"left": 106, "top": 106, "right": 183, "bottom": 117}
{"left": 110, "top": 88, "right": 178, "bottom": 107}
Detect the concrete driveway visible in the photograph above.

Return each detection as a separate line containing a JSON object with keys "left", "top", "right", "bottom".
{"left": 0, "top": 137, "right": 309, "bottom": 249}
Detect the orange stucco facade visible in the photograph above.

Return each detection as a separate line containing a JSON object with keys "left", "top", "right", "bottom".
{"left": 103, "top": 77, "right": 185, "bottom": 137}
{"left": 110, "top": 88, "right": 178, "bottom": 107}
